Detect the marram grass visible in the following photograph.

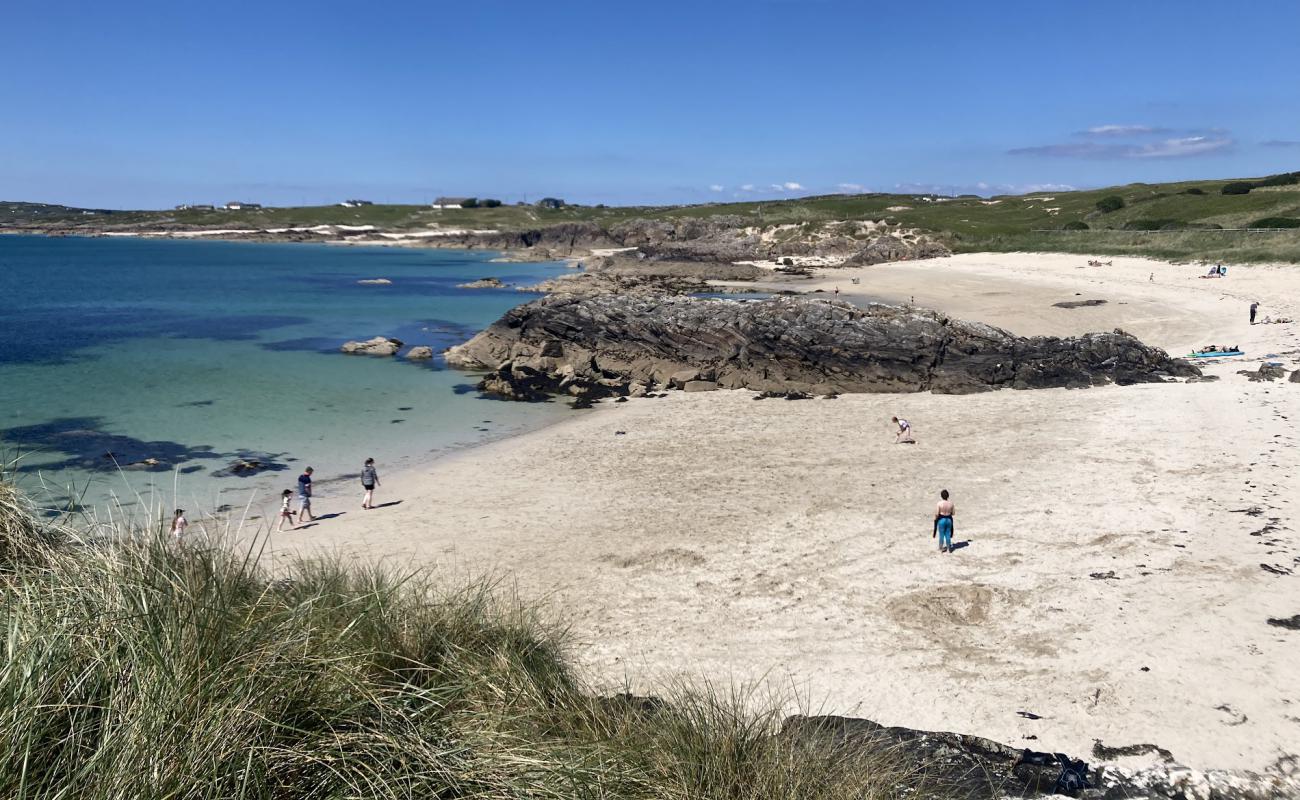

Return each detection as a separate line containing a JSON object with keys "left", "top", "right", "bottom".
{"left": 0, "top": 475, "right": 952, "bottom": 800}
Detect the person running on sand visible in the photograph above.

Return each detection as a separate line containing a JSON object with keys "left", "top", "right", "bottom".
{"left": 277, "top": 489, "right": 296, "bottom": 531}
{"left": 170, "top": 508, "right": 187, "bottom": 540}
{"left": 891, "top": 416, "right": 915, "bottom": 444}
{"left": 296, "top": 467, "right": 314, "bottom": 524}
{"left": 934, "top": 490, "right": 955, "bottom": 553}
{"left": 361, "top": 458, "right": 380, "bottom": 510}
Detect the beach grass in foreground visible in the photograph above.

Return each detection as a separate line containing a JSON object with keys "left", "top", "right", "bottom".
{"left": 0, "top": 474, "right": 954, "bottom": 800}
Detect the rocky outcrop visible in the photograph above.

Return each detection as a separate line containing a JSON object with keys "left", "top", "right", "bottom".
{"left": 341, "top": 336, "right": 403, "bottom": 356}
{"left": 445, "top": 295, "right": 1198, "bottom": 400}
{"left": 1290, "top": 369, "right": 1300, "bottom": 383}
{"left": 842, "top": 234, "right": 951, "bottom": 266}
{"left": 1239, "top": 363, "right": 1288, "bottom": 382}
{"left": 781, "top": 715, "right": 1299, "bottom": 800}
{"left": 404, "top": 345, "right": 434, "bottom": 360}
{"left": 456, "top": 277, "right": 507, "bottom": 289}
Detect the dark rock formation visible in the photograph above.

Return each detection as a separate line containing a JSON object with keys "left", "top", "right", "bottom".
{"left": 1239, "top": 363, "right": 1288, "bottom": 382}
{"left": 456, "top": 277, "right": 508, "bottom": 289}
{"left": 781, "top": 715, "right": 1299, "bottom": 800}
{"left": 1290, "top": 369, "right": 1300, "bottom": 383}
{"left": 1054, "top": 299, "right": 1108, "bottom": 309}
{"left": 445, "top": 295, "right": 1198, "bottom": 400}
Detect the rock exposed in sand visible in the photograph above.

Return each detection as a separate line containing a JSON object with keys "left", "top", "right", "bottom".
{"left": 445, "top": 294, "right": 1198, "bottom": 400}
{"left": 341, "top": 336, "right": 403, "bottom": 356}
{"left": 1291, "top": 369, "right": 1300, "bottom": 383}
{"left": 405, "top": 345, "right": 434, "bottom": 360}
{"left": 1053, "top": 299, "right": 1108, "bottom": 309}
{"left": 780, "top": 715, "right": 1297, "bottom": 800}
{"left": 357, "top": 278, "right": 392, "bottom": 285}
{"left": 456, "top": 277, "right": 508, "bottom": 289}
{"left": 1239, "top": 363, "right": 1287, "bottom": 382}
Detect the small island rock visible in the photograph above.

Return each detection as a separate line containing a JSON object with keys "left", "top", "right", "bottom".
{"left": 405, "top": 346, "right": 434, "bottom": 360}
{"left": 341, "top": 336, "right": 404, "bottom": 356}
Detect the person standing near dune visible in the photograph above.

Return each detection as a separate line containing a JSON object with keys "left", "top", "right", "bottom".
{"left": 1250, "top": 301, "right": 1259, "bottom": 325}
{"left": 934, "top": 490, "right": 955, "bottom": 554}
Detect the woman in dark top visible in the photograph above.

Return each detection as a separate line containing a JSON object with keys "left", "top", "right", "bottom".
{"left": 361, "top": 458, "right": 380, "bottom": 510}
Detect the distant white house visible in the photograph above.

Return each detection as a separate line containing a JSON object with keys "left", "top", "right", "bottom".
{"left": 223, "top": 201, "right": 262, "bottom": 210}
{"left": 339, "top": 199, "right": 374, "bottom": 207}
{"left": 432, "top": 197, "right": 471, "bottom": 210}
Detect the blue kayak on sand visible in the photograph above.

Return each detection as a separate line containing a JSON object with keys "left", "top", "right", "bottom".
{"left": 1187, "top": 350, "right": 1244, "bottom": 358}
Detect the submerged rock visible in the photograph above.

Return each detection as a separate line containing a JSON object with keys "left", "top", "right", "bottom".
{"left": 341, "top": 336, "right": 403, "bottom": 356}
{"left": 445, "top": 294, "right": 1198, "bottom": 400}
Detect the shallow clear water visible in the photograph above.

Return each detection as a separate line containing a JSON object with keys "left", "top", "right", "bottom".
{"left": 0, "top": 235, "right": 571, "bottom": 518}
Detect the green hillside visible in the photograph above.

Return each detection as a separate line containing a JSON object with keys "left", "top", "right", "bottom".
{"left": 5, "top": 171, "right": 1299, "bottom": 262}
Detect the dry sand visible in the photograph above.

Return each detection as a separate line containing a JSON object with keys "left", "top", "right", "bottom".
{"left": 265, "top": 253, "right": 1300, "bottom": 773}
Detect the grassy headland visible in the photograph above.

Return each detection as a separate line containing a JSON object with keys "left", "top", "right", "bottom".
{"left": 5, "top": 171, "right": 1300, "bottom": 262}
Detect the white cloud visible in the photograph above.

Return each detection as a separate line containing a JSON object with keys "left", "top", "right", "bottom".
{"left": 782, "top": 181, "right": 804, "bottom": 191}
{"left": 835, "top": 183, "right": 866, "bottom": 193}
{"left": 1081, "top": 124, "right": 1167, "bottom": 137}
{"left": 1010, "top": 134, "right": 1232, "bottom": 159}
{"left": 708, "top": 184, "right": 725, "bottom": 192}
{"left": 739, "top": 184, "right": 756, "bottom": 192}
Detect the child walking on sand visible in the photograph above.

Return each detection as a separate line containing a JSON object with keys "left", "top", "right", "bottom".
{"left": 361, "top": 458, "right": 380, "bottom": 510}
{"left": 170, "top": 508, "right": 188, "bottom": 540}
{"left": 277, "top": 489, "right": 295, "bottom": 531}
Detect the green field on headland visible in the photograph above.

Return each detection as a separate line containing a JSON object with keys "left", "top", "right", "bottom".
{"left": 5, "top": 171, "right": 1300, "bottom": 262}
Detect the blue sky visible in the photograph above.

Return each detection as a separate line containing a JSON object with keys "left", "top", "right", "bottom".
{"left": 2, "top": 0, "right": 1298, "bottom": 208}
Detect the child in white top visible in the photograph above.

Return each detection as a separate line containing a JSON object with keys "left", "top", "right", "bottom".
{"left": 277, "top": 489, "right": 295, "bottom": 531}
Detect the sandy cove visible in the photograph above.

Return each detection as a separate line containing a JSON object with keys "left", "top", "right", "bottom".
{"left": 263, "top": 253, "right": 1299, "bottom": 773}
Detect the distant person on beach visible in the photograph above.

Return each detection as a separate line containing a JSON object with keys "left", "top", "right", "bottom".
{"left": 891, "top": 416, "right": 915, "bottom": 444}
{"left": 833, "top": 286, "right": 840, "bottom": 298}
{"left": 170, "top": 508, "right": 187, "bottom": 540}
{"left": 934, "top": 490, "right": 955, "bottom": 554}
{"left": 296, "top": 467, "right": 314, "bottom": 523}
{"left": 277, "top": 489, "right": 295, "bottom": 531}
{"left": 1250, "top": 301, "right": 1259, "bottom": 325}
{"left": 361, "top": 458, "right": 380, "bottom": 509}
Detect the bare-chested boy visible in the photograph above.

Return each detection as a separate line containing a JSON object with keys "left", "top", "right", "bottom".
{"left": 934, "top": 489, "right": 955, "bottom": 553}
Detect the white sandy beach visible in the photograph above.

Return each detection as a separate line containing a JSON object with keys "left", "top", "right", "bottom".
{"left": 263, "top": 252, "right": 1299, "bottom": 774}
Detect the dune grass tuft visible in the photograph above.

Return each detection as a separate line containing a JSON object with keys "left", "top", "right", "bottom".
{"left": 0, "top": 476, "right": 943, "bottom": 799}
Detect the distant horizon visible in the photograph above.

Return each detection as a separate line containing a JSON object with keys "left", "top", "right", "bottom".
{"left": 4, "top": 165, "right": 1295, "bottom": 213}
{"left": 3, "top": 0, "right": 1298, "bottom": 209}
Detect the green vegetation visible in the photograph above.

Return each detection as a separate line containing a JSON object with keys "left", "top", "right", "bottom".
{"left": 1095, "top": 195, "right": 1125, "bottom": 213}
{"left": 6, "top": 170, "right": 1300, "bottom": 263}
{"left": 1222, "top": 182, "right": 1253, "bottom": 195}
{"left": 0, "top": 474, "right": 949, "bottom": 800}
{"left": 1252, "top": 216, "right": 1300, "bottom": 228}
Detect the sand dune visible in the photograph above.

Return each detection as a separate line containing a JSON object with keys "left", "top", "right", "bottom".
{"left": 265, "top": 253, "right": 1299, "bottom": 773}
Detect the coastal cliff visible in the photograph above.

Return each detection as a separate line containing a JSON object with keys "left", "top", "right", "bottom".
{"left": 445, "top": 295, "right": 1198, "bottom": 400}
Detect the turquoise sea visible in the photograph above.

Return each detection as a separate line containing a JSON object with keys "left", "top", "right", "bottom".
{"left": 0, "top": 235, "right": 571, "bottom": 520}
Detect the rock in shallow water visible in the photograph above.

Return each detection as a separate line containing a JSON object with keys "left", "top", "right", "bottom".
{"left": 444, "top": 294, "right": 1198, "bottom": 401}
{"left": 341, "top": 336, "right": 403, "bottom": 356}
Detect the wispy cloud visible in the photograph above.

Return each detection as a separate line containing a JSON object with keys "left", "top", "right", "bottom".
{"left": 893, "top": 181, "right": 1077, "bottom": 197}
{"left": 708, "top": 184, "right": 725, "bottom": 192}
{"left": 769, "top": 181, "right": 804, "bottom": 191}
{"left": 1262, "top": 139, "right": 1300, "bottom": 148}
{"left": 835, "top": 182, "right": 866, "bottom": 193}
{"left": 1010, "top": 134, "right": 1232, "bottom": 159}
{"left": 1078, "top": 124, "right": 1170, "bottom": 137}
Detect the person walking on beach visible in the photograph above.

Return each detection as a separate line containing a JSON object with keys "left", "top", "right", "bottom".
{"left": 277, "top": 489, "right": 296, "bottom": 531}
{"left": 934, "top": 490, "right": 955, "bottom": 554}
{"left": 361, "top": 458, "right": 380, "bottom": 509}
{"left": 170, "top": 508, "right": 188, "bottom": 540}
{"left": 296, "top": 467, "right": 314, "bottom": 524}
{"left": 891, "top": 416, "right": 915, "bottom": 444}
{"left": 1250, "top": 301, "right": 1259, "bottom": 325}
